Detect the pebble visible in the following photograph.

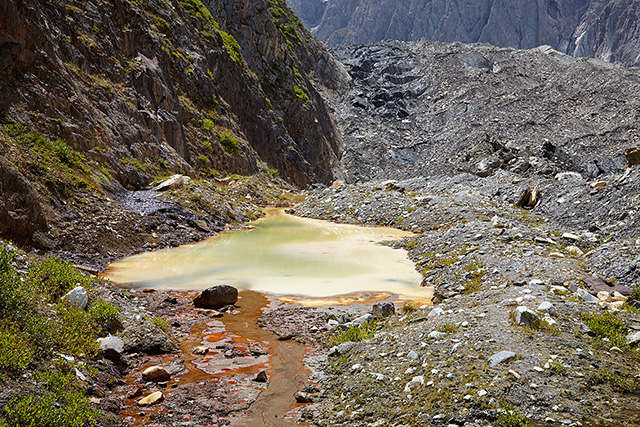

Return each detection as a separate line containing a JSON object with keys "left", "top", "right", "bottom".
{"left": 577, "top": 288, "right": 599, "bottom": 304}
{"left": 142, "top": 366, "right": 171, "bottom": 383}
{"left": 513, "top": 306, "right": 539, "bottom": 327}
{"left": 428, "top": 307, "right": 444, "bottom": 318}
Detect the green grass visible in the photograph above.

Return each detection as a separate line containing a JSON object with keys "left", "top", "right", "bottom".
{"left": 331, "top": 319, "right": 381, "bottom": 345}
{"left": 581, "top": 311, "right": 628, "bottom": 348}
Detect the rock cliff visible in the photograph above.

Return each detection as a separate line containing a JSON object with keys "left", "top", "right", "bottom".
{"left": 0, "top": 0, "right": 346, "bottom": 249}
{"left": 288, "top": 0, "right": 640, "bottom": 67}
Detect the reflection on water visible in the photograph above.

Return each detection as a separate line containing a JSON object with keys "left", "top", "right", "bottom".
{"left": 105, "top": 209, "right": 426, "bottom": 298}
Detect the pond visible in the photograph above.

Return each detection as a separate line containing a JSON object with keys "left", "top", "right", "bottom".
{"left": 105, "top": 209, "right": 428, "bottom": 302}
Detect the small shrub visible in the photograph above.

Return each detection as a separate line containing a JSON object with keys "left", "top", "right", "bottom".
{"left": 582, "top": 312, "right": 628, "bottom": 348}
{"left": 437, "top": 323, "right": 459, "bottom": 334}
{"left": 401, "top": 302, "right": 419, "bottom": 314}
{"left": 267, "top": 168, "right": 279, "bottom": 178}
{"left": 202, "top": 139, "right": 212, "bottom": 151}
{"left": 293, "top": 86, "right": 309, "bottom": 101}
{"left": 152, "top": 315, "right": 170, "bottom": 333}
{"left": 27, "top": 257, "right": 92, "bottom": 303}
{"left": 497, "top": 403, "right": 530, "bottom": 427}
{"left": 0, "top": 324, "right": 33, "bottom": 372}
{"left": 202, "top": 118, "right": 215, "bottom": 132}
{"left": 218, "top": 130, "right": 239, "bottom": 155}
{"left": 88, "top": 300, "right": 121, "bottom": 334}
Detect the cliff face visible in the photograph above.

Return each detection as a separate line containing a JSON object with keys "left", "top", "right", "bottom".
{"left": 288, "top": 0, "right": 640, "bottom": 67}
{"left": 0, "top": 0, "right": 346, "bottom": 247}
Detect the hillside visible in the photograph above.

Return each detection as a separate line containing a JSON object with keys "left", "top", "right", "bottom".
{"left": 0, "top": 0, "right": 346, "bottom": 263}
{"left": 288, "top": 0, "right": 640, "bottom": 67}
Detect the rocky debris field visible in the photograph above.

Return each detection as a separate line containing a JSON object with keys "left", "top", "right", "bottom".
{"left": 280, "top": 163, "right": 640, "bottom": 425}
{"left": 329, "top": 40, "right": 640, "bottom": 185}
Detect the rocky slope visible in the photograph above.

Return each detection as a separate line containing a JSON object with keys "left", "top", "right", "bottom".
{"left": 0, "top": 0, "right": 346, "bottom": 262}
{"left": 325, "top": 40, "right": 640, "bottom": 186}
{"left": 288, "top": 0, "right": 640, "bottom": 67}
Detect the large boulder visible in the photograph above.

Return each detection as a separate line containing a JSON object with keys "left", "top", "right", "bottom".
{"left": 193, "top": 285, "right": 238, "bottom": 308}
{"left": 0, "top": 157, "right": 47, "bottom": 245}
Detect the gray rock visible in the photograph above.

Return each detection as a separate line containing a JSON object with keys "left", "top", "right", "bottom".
{"left": 191, "top": 345, "right": 209, "bottom": 355}
{"left": 428, "top": 307, "right": 444, "bottom": 318}
{"left": 537, "top": 302, "right": 557, "bottom": 315}
{"left": 626, "top": 331, "right": 640, "bottom": 346}
{"left": 193, "top": 285, "right": 238, "bottom": 308}
{"left": 329, "top": 341, "right": 356, "bottom": 356}
{"left": 403, "top": 375, "right": 424, "bottom": 392}
{"left": 63, "top": 286, "right": 88, "bottom": 309}
{"left": 407, "top": 349, "right": 418, "bottom": 360}
{"left": 295, "top": 391, "right": 312, "bottom": 403}
{"left": 372, "top": 302, "right": 395, "bottom": 318}
{"left": 488, "top": 351, "right": 517, "bottom": 367}
{"left": 98, "top": 335, "right": 125, "bottom": 361}
{"left": 555, "top": 172, "right": 583, "bottom": 184}
{"left": 625, "top": 146, "right": 640, "bottom": 166}
{"left": 428, "top": 330, "right": 447, "bottom": 339}
{"left": 577, "top": 288, "right": 599, "bottom": 304}
{"left": 513, "top": 306, "right": 539, "bottom": 326}
{"left": 352, "top": 313, "right": 374, "bottom": 326}
{"left": 142, "top": 365, "right": 171, "bottom": 382}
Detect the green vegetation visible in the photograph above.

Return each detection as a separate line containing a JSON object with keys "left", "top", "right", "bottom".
{"left": 218, "top": 130, "right": 239, "bottom": 155}
{"left": 496, "top": 403, "right": 530, "bottom": 427}
{"left": 331, "top": 319, "right": 381, "bottom": 345}
{"left": 592, "top": 369, "right": 640, "bottom": 393}
{"left": 180, "top": 0, "right": 245, "bottom": 65}
{"left": 437, "top": 323, "right": 459, "bottom": 334}
{"left": 265, "top": 0, "right": 304, "bottom": 49}
{"left": 293, "top": 86, "right": 309, "bottom": 101}
{"left": 202, "top": 118, "right": 215, "bottom": 132}
{"left": 401, "top": 302, "right": 419, "bottom": 314}
{"left": 267, "top": 168, "right": 279, "bottom": 178}
{"left": 0, "top": 243, "right": 122, "bottom": 426}
{"left": 581, "top": 311, "right": 628, "bottom": 349}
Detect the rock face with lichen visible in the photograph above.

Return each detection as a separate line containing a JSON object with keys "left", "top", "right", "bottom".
{"left": 0, "top": 0, "right": 346, "bottom": 251}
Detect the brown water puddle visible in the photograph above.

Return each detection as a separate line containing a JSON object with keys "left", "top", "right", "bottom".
{"left": 118, "top": 290, "right": 309, "bottom": 426}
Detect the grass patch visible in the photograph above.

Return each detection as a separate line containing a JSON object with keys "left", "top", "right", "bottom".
{"left": 331, "top": 319, "right": 380, "bottom": 346}
{"left": 581, "top": 311, "right": 628, "bottom": 348}
{"left": 401, "top": 302, "right": 419, "bottom": 314}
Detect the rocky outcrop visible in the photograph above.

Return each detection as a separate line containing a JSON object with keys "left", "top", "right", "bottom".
{"left": 193, "top": 284, "right": 238, "bottom": 308}
{"left": 0, "top": 0, "right": 346, "bottom": 252}
{"left": 0, "top": 155, "right": 47, "bottom": 246}
{"left": 289, "top": 0, "right": 640, "bottom": 67}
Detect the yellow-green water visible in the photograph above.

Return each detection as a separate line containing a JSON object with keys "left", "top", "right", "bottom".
{"left": 105, "top": 209, "right": 426, "bottom": 299}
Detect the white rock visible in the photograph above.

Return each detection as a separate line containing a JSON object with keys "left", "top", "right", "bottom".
{"left": 153, "top": 174, "right": 190, "bottom": 191}
{"left": 351, "top": 363, "right": 363, "bottom": 373}
{"left": 407, "top": 350, "right": 419, "bottom": 360}
{"left": 562, "top": 232, "right": 581, "bottom": 241}
{"left": 555, "top": 172, "right": 583, "bottom": 184}
{"left": 404, "top": 375, "right": 424, "bottom": 392}
{"left": 428, "top": 331, "right": 447, "bottom": 339}
{"left": 488, "top": 351, "right": 517, "bottom": 367}
{"left": 537, "top": 302, "right": 556, "bottom": 315}
{"left": 513, "top": 306, "right": 539, "bottom": 326}
{"left": 428, "top": 307, "right": 445, "bottom": 318}
{"left": 477, "top": 389, "right": 487, "bottom": 397}
{"left": 63, "top": 286, "right": 88, "bottom": 309}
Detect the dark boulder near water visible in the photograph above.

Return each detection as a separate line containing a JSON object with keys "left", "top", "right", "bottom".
{"left": 193, "top": 285, "right": 239, "bottom": 308}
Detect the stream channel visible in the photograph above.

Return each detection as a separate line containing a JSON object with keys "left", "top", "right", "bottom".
{"left": 104, "top": 209, "right": 431, "bottom": 425}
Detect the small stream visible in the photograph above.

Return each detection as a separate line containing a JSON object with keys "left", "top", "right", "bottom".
{"left": 104, "top": 210, "right": 431, "bottom": 425}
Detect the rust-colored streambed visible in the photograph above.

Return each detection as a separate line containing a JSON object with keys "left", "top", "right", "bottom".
{"left": 117, "top": 290, "right": 311, "bottom": 426}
